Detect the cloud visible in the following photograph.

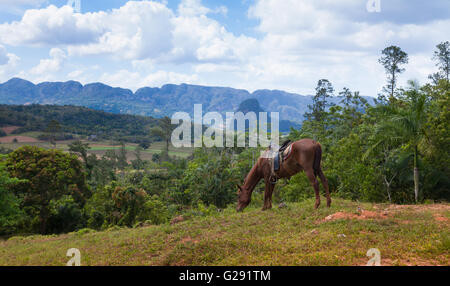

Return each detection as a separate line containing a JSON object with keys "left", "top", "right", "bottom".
{"left": 30, "top": 48, "right": 67, "bottom": 75}
{"left": 67, "top": 1, "right": 175, "bottom": 60}
{"left": 0, "top": 46, "right": 20, "bottom": 81}
{"left": 0, "top": 0, "right": 447, "bottom": 97}
{"left": 0, "top": 1, "right": 247, "bottom": 64}
{"left": 244, "top": 0, "right": 449, "bottom": 95}
{"left": 0, "top": 5, "right": 104, "bottom": 46}
{"left": 0, "top": 0, "right": 48, "bottom": 14}
{"left": 98, "top": 69, "right": 199, "bottom": 90}
{"left": 0, "top": 45, "right": 8, "bottom": 65}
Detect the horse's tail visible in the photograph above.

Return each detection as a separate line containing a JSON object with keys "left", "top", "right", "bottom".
{"left": 313, "top": 143, "right": 322, "bottom": 177}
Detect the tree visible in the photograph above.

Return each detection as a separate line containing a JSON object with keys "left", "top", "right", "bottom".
{"left": 117, "top": 142, "right": 128, "bottom": 170}
{"left": 131, "top": 146, "right": 144, "bottom": 170}
{"left": 6, "top": 146, "right": 90, "bottom": 234}
{"left": 68, "top": 139, "right": 92, "bottom": 176}
{"left": 45, "top": 119, "right": 62, "bottom": 148}
{"left": 150, "top": 116, "right": 174, "bottom": 159}
{"left": 371, "top": 81, "right": 428, "bottom": 202}
{"left": 0, "top": 156, "right": 25, "bottom": 235}
{"left": 432, "top": 41, "right": 450, "bottom": 81}
{"left": 305, "top": 79, "right": 334, "bottom": 123}
{"left": 379, "top": 46, "right": 409, "bottom": 101}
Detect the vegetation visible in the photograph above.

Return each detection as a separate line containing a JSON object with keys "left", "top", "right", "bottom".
{"left": 0, "top": 104, "right": 159, "bottom": 144}
{"left": 0, "top": 42, "right": 448, "bottom": 268}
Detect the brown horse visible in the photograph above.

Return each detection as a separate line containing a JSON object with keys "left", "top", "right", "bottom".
{"left": 236, "top": 138, "right": 331, "bottom": 211}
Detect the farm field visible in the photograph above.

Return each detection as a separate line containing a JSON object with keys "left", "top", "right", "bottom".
{"left": 0, "top": 199, "right": 448, "bottom": 266}
{"left": 0, "top": 130, "right": 192, "bottom": 160}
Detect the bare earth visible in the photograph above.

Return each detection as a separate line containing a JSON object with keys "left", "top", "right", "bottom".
{"left": 0, "top": 126, "right": 20, "bottom": 135}
{"left": 0, "top": 136, "right": 41, "bottom": 143}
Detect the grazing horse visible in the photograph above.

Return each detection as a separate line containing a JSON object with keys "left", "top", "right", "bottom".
{"left": 236, "top": 138, "right": 331, "bottom": 211}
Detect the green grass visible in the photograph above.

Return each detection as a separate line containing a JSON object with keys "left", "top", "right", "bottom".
{"left": 0, "top": 199, "right": 448, "bottom": 266}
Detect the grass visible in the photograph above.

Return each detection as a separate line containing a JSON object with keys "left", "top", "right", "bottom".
{"left": 0, "top": 199, "right": 448, "bottom": 266}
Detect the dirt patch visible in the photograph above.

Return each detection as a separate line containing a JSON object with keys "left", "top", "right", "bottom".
{"left": 0, "top": 136, "right": 41, "bottom": 143}
{"left": 387, "top": 204, "right": 450, "bottom": 212}
{"left": 181, "top": 236, "right": 199, "bottom": 244}
{"left": 433, "top": 214, "right": 449, "bottom": 223}
{"left": 323, "top": 210, "right": 389, "bottom": 222}
{"left": 0, "top": 126, "right": 20, "bottom": 135}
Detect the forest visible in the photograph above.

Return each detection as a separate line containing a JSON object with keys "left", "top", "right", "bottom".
{"left": 0, "top": 42, "right": 449, "bottom": 237}
{"left": 0, "top": 104, "right": 159, "bottom": 144}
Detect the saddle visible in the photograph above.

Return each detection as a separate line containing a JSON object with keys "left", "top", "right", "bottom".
{"left": 269, "top": 140, "right": 293, "bottom": 184}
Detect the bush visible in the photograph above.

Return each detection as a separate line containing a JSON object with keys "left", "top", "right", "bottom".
{"left": 136, "top": 195, "right": 169, "bottom": 225}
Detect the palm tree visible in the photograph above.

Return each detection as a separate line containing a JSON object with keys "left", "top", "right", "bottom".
{"left": 395, "top": 81, "right": 428, "bottom": 202}
{"left": 150, "top": 116, "right": 174, "bottom": 158}
{"left": 369, "top": 81, "right": 428, "bottom": 202}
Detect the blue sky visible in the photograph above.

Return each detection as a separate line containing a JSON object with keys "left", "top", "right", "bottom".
{"left": 0, "top": 0, "right": 448, "bottom": 97}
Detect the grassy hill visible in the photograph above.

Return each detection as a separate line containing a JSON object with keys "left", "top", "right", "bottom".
{"left": 0, "top": 199, "right": 448, "bottom": 266}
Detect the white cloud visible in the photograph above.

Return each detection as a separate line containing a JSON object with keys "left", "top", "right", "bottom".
{"left": 0, "top": 46, "right": 20, "bottom": 81}
{"left": 30, "top": 48, "right": 66, "bottom": 75}
{"left": 0, "top": 1, "right": 247, "bottom": 63}
{"left": 0, "top": 5, "right": 104, "bottom": 46}
{"left": 0, "top": 45, "right": 9, "bottom": 65}
{"left": 0, "top": 0, "right": 448, "bottom": 97}
{"left": 0, "top": 0, "right": 48, "bottom": 14}
{"left": 98, "top": 69, "right": 199, "bottom": 91}
{"left": 244, "top": 0, "right": 449, "bottom": 96}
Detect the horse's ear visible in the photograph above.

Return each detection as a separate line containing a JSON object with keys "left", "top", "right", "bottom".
{"left": 236, "top": 185, "right": 242, "bottom": 194}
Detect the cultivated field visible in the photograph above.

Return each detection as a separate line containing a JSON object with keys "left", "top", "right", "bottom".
{"left": 1, "top": 199, "right": 448, "bottom": 266}
{"left": 0, "top": 130, "right": 192, "bottom": 160}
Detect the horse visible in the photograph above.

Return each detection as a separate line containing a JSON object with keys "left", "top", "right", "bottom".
{"left": 236, "top": 138, "right": 331, "bottom": 212}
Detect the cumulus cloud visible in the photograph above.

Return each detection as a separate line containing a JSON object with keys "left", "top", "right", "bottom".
{"left": 98, "top": 69, "right": 199, "bottom": 90}
{"left": 245, "top": 0, "right": 449, "bottom": 95}
{"left": 0, "top": 1, "right": 242, "bottom": 63}
{"left": 0, "top": 0, "right": 48, "bottom": 14}
{"left": 30, "top": 48, "right": 67, "bottom": 75}
{"left": 0, "top": 46, "right": 20, "bottom": 81}
{"left": 0, "top": 5, "right": 105, "bottom": 46}
{"left": 0, "top": 45, "right": 9, "bottom": 65}
{"left": 0, "top": 0, "right": 447, "bottom": 97}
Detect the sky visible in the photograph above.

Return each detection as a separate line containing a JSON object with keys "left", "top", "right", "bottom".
{"left": 0, "top": 0, "right": 448, "bottom": 97}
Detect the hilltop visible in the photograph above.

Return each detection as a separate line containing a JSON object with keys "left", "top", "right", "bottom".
{"left": 1, "top": 199, "right": 448, "bottom": 266}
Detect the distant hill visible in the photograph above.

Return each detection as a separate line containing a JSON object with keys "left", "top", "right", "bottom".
{"left": 0, "top": 78, "right": 375, "bottom": 123}
{"left": 0, "top": 104, "right": 159, "bottom": 144}
{"left": 236, "top": 98, "right": 301, "bottom": 132}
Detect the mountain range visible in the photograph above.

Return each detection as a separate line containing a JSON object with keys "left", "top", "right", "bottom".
{"left": 0, "top": 78, "right": 374, "bottom": 123}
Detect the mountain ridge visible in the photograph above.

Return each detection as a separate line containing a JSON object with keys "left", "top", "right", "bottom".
{"left": 0, "top": 78, "right": 374, "bottom": 123}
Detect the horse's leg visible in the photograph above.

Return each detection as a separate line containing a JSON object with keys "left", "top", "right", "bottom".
{"left": 317, "top": 169, "right": 331, "bottom": 207}
{"left": 262, "top": 179, "right": 275, "bottom": 210}
{"left": 305, "top": 168, "right": 320, "bottom": 209}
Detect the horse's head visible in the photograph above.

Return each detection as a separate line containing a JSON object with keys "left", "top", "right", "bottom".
{"left": 236, "top": 184, "right": 251, "bottom": 212}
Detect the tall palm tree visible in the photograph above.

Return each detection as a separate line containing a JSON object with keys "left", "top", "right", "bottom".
{"left": 150, "top": 116, "right": 174, "bottom": 156}
{"left": 370, "top": 81, "right": 428, "bottom": 202}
